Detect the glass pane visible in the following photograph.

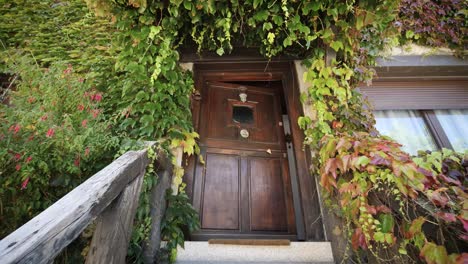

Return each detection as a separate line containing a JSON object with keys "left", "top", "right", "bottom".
{"left": 374, "top": 110, "right": 437, "bottom": 155}
{"left": 434, "top": 109, "right": 468, "bottom": 152}
{"left": 233, "top": 106, "right": 254, "bottom": 124}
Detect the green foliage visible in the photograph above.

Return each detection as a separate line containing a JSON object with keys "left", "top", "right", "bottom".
{"left": 398, "top": 0, "right": 467, "bottom": 57}
{"left": 0, "top": 0, "right": 118, "bottom": 84}
{"left": 160, "top": 186, "right": 200, "bottom": 264}
{"left": 0, "top": 57, "right": 119, "bottom": 238}
{"left": 318, "top": 132, "right": 467, "bottom": 262}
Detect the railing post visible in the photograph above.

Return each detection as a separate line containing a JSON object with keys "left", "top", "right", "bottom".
{"left": 85, "top": 170, "right": 146, "bottom": 264}
{"left": 142, "top": 160, "right": 173, "bottom": 263}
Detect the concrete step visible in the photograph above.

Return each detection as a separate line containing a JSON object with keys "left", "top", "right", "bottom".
{"left": 176, "top": 241, "right": 334, "bottom": 264}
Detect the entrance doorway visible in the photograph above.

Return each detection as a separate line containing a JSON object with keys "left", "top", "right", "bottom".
{"left": 184, "top": 62, "right": 323, "bottom": 241}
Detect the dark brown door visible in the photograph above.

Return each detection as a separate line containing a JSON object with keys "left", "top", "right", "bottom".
{"left": 191, "top": 81, "right": 296, "bottom": 239}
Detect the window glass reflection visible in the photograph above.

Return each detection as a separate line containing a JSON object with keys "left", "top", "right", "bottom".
{"left": 434, "top": 109, "right": 468, "bottom": 152}
{"left": 374, "top": 110, "right": 437, "bottom": 155}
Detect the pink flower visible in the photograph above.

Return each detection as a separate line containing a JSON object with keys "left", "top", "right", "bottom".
{"left": 40, "top": 115, "right": 48, "bottom": 121}
{"left": 26, "top": 156, "right": 32, "bottom": 163}
{"left": 77, "top": 104, "right": 85, "bottom": 111}
{"left": 81, "top": 119, "right": 88, "bottom": 128}
{"left": 21, "top": 177, "right": 29, "bottom": 190}
{"left": 63, "top": 65, "right": 72, "bottom": 74}
{"left": 84, "top": 147, "right": 90, "bottom": 157}
{"left": 9, "top": 124, "right": 21, "bottom": 134}
{"left": 93, "top": 93, "right": 102, "bottom": 102}
{"left": 78, "top": 78, "right": 84, "bottom": 83}
{"left": 14, "top": 153, "right": 21, "bottom": 161}
{"left": 15, "top": 164, "right": 21, "bottom": 171}
{"left": 91, "top": 109, "right": 100, "bottom": 118}
{"left": 28, "top": 97, "right": 36, "bottom": 103}
{"left": 46, "top": 128, "right": 55, "bottom": 138}
{"left": 74, "top": 156, "right": 80, "bottom": 167}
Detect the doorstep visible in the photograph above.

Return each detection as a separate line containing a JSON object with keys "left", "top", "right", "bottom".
{"left": 175, "top": 241, "right": 334, "bottom": 264}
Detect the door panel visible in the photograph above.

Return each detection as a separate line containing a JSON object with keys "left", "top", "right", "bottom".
{"left": 193, "top": 80, "right": 296, "bottom": 239}
{"left": 201, "top": 153, "right": 240, "bottom": 230}
{"left": 249, "top": 157, "right": 288, "bottom": 232}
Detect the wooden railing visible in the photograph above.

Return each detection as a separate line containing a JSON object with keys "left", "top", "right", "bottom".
{"left": 0, "top": 143, "right": 172, "bottom": 264}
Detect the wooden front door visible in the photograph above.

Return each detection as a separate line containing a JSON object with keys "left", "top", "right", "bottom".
{"left": 191, "top": 80, "right": 297, "bottom": 239}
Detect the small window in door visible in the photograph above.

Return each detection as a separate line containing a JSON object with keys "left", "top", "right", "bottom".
{"left": 232, "top": 105, "right": 254, "bottom": 124}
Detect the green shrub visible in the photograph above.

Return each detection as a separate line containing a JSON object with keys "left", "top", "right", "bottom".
{"left": 0, "top": 57, "right": 119, "bottom": 238}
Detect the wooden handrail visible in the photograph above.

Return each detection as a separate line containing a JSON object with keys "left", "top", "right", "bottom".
{"left": 0, "top": 144, "right": 167, "bottom": 264}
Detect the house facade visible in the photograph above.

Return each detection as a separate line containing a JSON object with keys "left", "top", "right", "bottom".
{"left": 176, "top": 47, "right": 468, "bottom": 262}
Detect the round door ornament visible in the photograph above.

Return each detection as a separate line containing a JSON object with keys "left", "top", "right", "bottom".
{"left": 240, "top": 129, "right": 249, "bottom": 138}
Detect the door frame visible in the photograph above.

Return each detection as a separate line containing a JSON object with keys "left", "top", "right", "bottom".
{"left": 183, "top": 61, "right": 325, "bottom": 241}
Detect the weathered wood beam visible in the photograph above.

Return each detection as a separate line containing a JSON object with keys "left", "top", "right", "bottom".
{"left": 0, "top": 147, "right": 152, "bottom": 264}
{"left": 142, "top": 168, "right": 173, "bottom": 264}
{"left": 85, "top": 170, "right": 145, "bottom": 264}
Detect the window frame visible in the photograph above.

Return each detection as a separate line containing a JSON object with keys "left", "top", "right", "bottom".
{"left": 361, "top": 80, "right": 468, "bottom": 152}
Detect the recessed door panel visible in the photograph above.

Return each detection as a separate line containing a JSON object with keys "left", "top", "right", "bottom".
{"left": 201, "top": 153, "right": 240, "bottom": 230}
{"left": 249, "top": 157, "right": 288, "bottom": 232}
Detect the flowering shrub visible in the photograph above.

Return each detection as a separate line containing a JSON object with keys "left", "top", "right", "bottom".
{"left": 0, "top": 57, "right": 119, "bottom": 237}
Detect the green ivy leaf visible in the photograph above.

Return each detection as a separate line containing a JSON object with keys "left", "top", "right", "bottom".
{"left": 330, "top": 40, "right": 344, "bottom": 52}
{"left": 420, "top": 242, "right": 449, "bottom": 264}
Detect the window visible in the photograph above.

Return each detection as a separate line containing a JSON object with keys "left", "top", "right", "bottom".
{"left": 360, "top": 80, "right": 468, "bottom": 155}
{"left": 232, "top": 105, "right": 254, "bottom": 124}
{"left": 433, "top": 109, "right": 468, "bottom": 152}
{"left": 374, "top": 110, "right": 437, "bottom": 154}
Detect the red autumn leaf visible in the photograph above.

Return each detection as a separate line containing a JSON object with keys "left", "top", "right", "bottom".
{"left": 365, "top": 205, "right": 377, "bottom": 215}
{"left": 454, "top": 253, "right": 468, "bottom": 264}
{"left": 351, "top": 228, "right": 367, "bottom": 250}
{"left": 436, "top": 212, "right": 457, "bottom": 222}
{"left": 439, "top": 174, "right": 461, "bottom": 186}
{"left": 428, "top": 189, "right": 449, "bottom": 207}
{"left": 457, "top": 216, "right": 468, "bottom": 233}
{"left": 375, "top": 143, "right": 391, "bottom": 152}
{"left": 320, "top": 172, "right": 337, "bottom": 192}
{"left": 375, "top": 205, "right": 391, "bottom": 214}
{"left": 336, "top": 138, "right": 351, "bottom": 151}
{"left": 325, "top": 158, "right": 339, "bottom": 179}
{"left": 370, "top": 153, "right": 391, "bottom": 166}
{"left": 417, "top": 167, "right": 434, "bottom": 177}
{"left": 341, "top": 154, "right": 352, "bottom": 171}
